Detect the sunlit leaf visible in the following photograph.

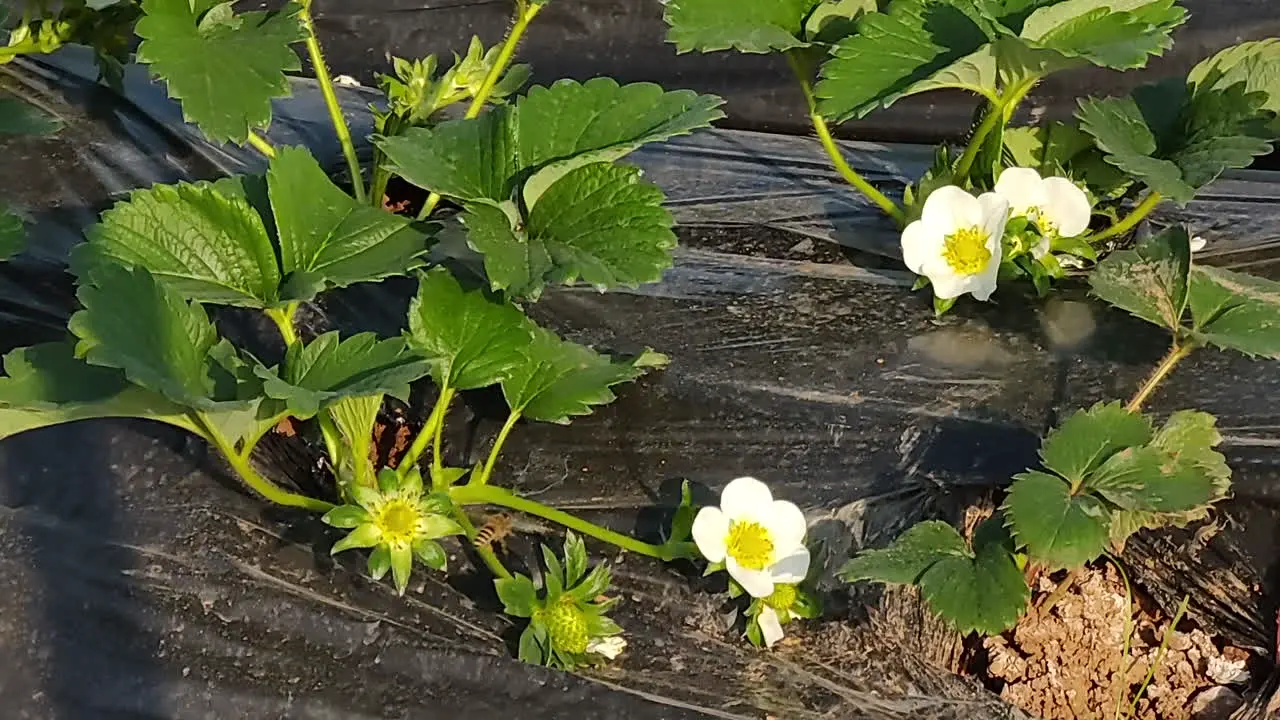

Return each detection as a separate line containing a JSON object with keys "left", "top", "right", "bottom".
{"left": 500, "top": 326, "right": 650, "bottom": 424}
{"left": 663, "top": 0, "right": 819, "bottom": 53}
{"left": 1039, "top": 401, "right": 1153, "bottom": 484}
{"left": 376, "top": 111, "right": 518, "bottom": 203}
{"left": 1089, "top": 227, "right": 1191, "bottom": 330}
{"left": 255, "top": 333, "right": 431, "bottom": 418}
{"left": 1004, "top": 470, "right": 1109, "bottom": 569}
{"left": 1187, "top": 265, "right": 1280, "bottom": 359}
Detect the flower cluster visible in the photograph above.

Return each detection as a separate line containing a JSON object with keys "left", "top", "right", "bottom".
{"left": 903, "top": 168, "right": 1094, "bottom": 306}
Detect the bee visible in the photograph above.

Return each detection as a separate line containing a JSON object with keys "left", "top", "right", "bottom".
{"left": 473, "top": 513, "right": 515, "bottom": 553}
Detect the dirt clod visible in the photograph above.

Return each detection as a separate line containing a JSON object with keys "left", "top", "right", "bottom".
{"left": 982, "top": 565, "right": 1251, "bottom": 720}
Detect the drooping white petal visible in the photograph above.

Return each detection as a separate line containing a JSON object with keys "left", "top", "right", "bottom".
{"left": 758, "top": 606, "right": 785, "bottom": 648}
{"left": 1040, "top": 177, "right": 1091, "bottom": 238}
{"left": 719, "top": 476, "right": 773, "bottom": 522}
{"left": 763, "top": 500, "right": 807, "bottom": 551}
{"left": 900, "top": 219, "right": 941, "bottom": 275}
{"left": 691, "top": 506, "right": 729, "bottom": 563}
{"left": 970, "top": 192, "right": 1008, "bottom": 302}
{"left": 769, "top": 546, "right": 811, "bottom": 584}
{"left": 994, "top": 167, "right": 1045, "bottom": 217}
{"left": 727, "top": 557, "right": 775, "bottom": 598}
{"left": 1190, "top": 236, "right": 1207, "bottom": 253}
{"left": 921, "top": 185, "right": 984, "bottom": 232}
{"left": 930, "top": 269, "right": 971, "bottom": 300}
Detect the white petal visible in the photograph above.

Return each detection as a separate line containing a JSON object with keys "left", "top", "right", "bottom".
{"left": 758, "top": 606, "right": 785, "bottom": 648}
{"left": 719, "top": 476, "right": 773, "bottom": 522}
{"left": 969, "top": 253, "right": 1001, "bottom": 301}
{"left": 763, "top": 500, "right": 807, "bottom": 551}
{"left": 586, "top": 636, "right": 627, "bottom": 660}
{"left": 929, "top": 267, "right": 970, "bottom": 300}
{"left": 691, "top": 507, "right": 729, "bottom": 563}
{"left": 1041, "top": 177, "right": 1092, "bottom": 238}
{"left": 769, "top": 546, "right": 811, "bottom": 584}
{"left": 922, "top": 185, "right": 983, "bottom": 231}
{"left": 1032, "top": 234, "right": 1051, "bottom": 259}
{"left": 1190, "top": 236, "right": 1207, "bottom": 253}
{"left": 978, "top": 192, "right": 1011, "bottom": 240}
{"left": 727, "top": 557, "right": 775, "bottom": 598}
{"left": 900, "top": 219, "right": 941, "bottom": 275}
{"left": 994, "top": 167, "right": 1045, "bottom": 217}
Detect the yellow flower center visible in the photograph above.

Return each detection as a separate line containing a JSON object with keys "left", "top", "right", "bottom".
{"left": 726, "top": 520, "right": 774, "bottom": 570}
{"left": 942, "top": 226, "right": 992, "bottom": 275}
{"left": 1029, "top": 207, "right": 1058, "bottom": 236}
{"left": 374, "top": 499, "right": 421, "bottom": 549}
{"left": 764, "top": 583, "right": 798, "bottom": 611}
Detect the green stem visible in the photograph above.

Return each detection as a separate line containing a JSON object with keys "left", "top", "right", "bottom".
{"left": 318, "top": 411, "right": 343, "bottom": 473}
{"left": 248, "top": 132, "right": 277, "bottom": 159}
{"left": 265, "top": 303, "right": 300, "bottom": 347}
{"left": 415, "top": 2, "right": 543, "bottom": 222}
{"left": 954, "top": 78, "right": 1037, "bottom": 184}
{"left": 1125, "top": 595, "right": 1190, "bottom": 719}
{"left": 472, "top": 410, "right": 521, "bottom": 486}
{"left": 1087, "top": 192, "right": 1164, "bottom": 244}
{"left": 400, "top": 386, "right": 454, "bottom": 482}
{"left": 785, "top": 51, "right": 905, "bottom": 227}
{"left": 238, "top": 409, "right": 294, "bottom": 461}
{"left": 298, "top": 0, "right": 366, "bottom": 203}
{"left": 455, "top": 510, "right": 513, "bottom": 579}
{"left": 1126, "top": 341, "right": 1196, "bottom": 413}
{"left": 451, "top": 484, "right": 696, "bottom": 561}
{"left": 368, "top": 114, "right": 401, "bottom": 208}
{"left": 195, "top": 414, "right": 334, "bottom": 512}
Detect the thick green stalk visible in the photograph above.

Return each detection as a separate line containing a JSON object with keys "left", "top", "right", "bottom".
{"left": 1126, "top": 341, "right": 1196, "bottom": 413}
{"left": 367, "top": 114, "right": 402, "bottom": 207}
{"left": 471, "top": 410, "right": 521, "bottom": 486}
{"left": 195, "top": 414, "right": 334, "bottom": 512}
{"left": 298, "top": 0, "right": 366, "bottom": 203}
{"left": 785, "top": 51, "right": 905, "bottom": 227}
{"left": 399, "top": 386, "right": 454, "bottom": 483}
{"left": 415, "top": 2, "right": 543, "bottom": 221}
{"left": 1087, "top": 192, "right": 1164, "bottom": 244}
{"left": 317, "top": 411, "right": 343, "bottom": 473}
{"left": 954, "top": 78, "right": 1037, "bottom": 184}
{"left": 265, "top": 303, "right": 300, "bottom": 347}
{"left": 451, "top": 484, "right": 697, "bottom": 561}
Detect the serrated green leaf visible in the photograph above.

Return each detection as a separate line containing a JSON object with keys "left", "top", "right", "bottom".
{"left": 1188, "top": 39, "right": 1280, "bottom": 117}
{"left": 526, "top": 163, "right": 677, "bottom": 291}
{"left": 1019, "top": 0, "right": 1185, "bottom": 71}
{"left": 135, "top": 0, "right": 306, "bottom": 144}
{"left": 1040, "top": 401, "right": 1153, "bottom": 483}
{"left": 0, "top": 205, "right": 24, "bottom": 260}
{"left": 541, "top": 544, "right": 565, "bottom": 597}
{"left": 376, "top": 111, "right": 517, "bottom": 203}
{"left": 1076, "top": 94, "right": 1196, "bottom": 204}
{"left": 1187, "top": 265, "right": 1280, "bottom": 359}
{"left": 1087, "top": 445, "right": 1215, "bottom": 512}
{"left": 267, "top": 147, "right": 430, "bottom": 301}
{"left": 1004, "top": 470, "right": 1109, "bottom": 569}
{"left": 816, "top": 0, "right": 994, "bottom": 122}
{"left": 663, "top": 0, "right": 819, "bottom": 53}
{"left": 0, "top": 342, "right": 202, "bottom": 441}
{"left": 0, "top": 96, "right": 62, "bottom": 136}
{"left": 1089, "top": 227, "right": 1191, "bottom": 330}
{"left": 328, "top": 393, "right": 382, "bottom": 485}
{"left": 78, "top": 181, "right": 281, "bottom": 307}
{"left": 804, "top": 0, "right": 879, "bottom": 44}
{"left": 516, "top": 78, "right": 725, "bottom": 207}
{"left": 563, "top": 531, "right": 588, "bottom": 587}
{"left": 255, "top": 333, "right": 430, "bottom": 418}
{"left": 570, "top": 562, "right": 611, "bottom": 603}
{"left": 518, "top": 623, "right": 547, "bottom": 664}
{"left": 839, "top": 520, "right": 969, "bottom": 584}
{"left": 405, "top": 267, "right": 533, "bottom": 390}
{"left": 461, "top": 200, "right": 553, "bottom": 298}
{"left": 501, "top": 327, "right": 648, "bottom": 425}
{"left": 917, "top": 517, "right": 1030, "bottom": 635}
{"left": 1152, "top": 410, "right": 1230, "bottom": 487}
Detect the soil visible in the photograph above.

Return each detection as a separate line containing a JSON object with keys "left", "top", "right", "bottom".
{"left": 981, "top": 564, "right": 1252, "bottom": 720}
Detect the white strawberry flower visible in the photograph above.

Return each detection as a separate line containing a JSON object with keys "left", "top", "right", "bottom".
{"left": 901, "top": 186, "right": 1010, "bottom": 301}
{"left": 995, "top": 167, "right": 1092, "bottom": 252}
{"left": 692, "top": 477, "right": 810, "bottom": 598}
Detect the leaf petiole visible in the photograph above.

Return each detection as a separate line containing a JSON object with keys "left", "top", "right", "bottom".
{"left": 472, "top": 410, "right": 522, "bottom": 486}
{"left": 451, "top": 483, "right": 698, "bottom": 561}
{"left": 399, "top": 385, "right": 455, "bottom": 483}
{"left": 297, "top": 0, "right": 366, "bottom": 203}
{"left": 785, "top": 51, "right": 906, "bottom": 227}
{"left": 265, "top": 302, "right": 300, "bottom": 347}
{"left": 1126, "top": 341, "right": 1196, "bottom": 413}
{"left": 194, "top": 413, "right": 334, "bottom": 512}
{"left": 1086, "top": 191, "right": 1164, "bottom": 244}
{"left": 317, "top": 410, "right": 344, "bottom": 475}
{"left": 248, "top": 132, "right": 277, "bottom": 159}
{"left": 416, "top": 1, "right": 545, "bottom": 221}
{"left": 954, "top": 78, "right": 1038, "bottom": 185}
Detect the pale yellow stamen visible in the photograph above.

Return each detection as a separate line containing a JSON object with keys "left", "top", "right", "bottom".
{"left": 726, "top": 520, "right": 774, "bottom": 570}
{"left": 942, "top": 226, "right": 992, "bottom": 275}
{"left": 374, "top": 499, "right": 421, "bottom": 549}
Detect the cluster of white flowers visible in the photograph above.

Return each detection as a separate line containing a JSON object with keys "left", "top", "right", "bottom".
{"left": 692, "top": 477, "right": 810, "bottom": 647}
{"left": 902, "top": 167, "right": 1093, "bottom": 301}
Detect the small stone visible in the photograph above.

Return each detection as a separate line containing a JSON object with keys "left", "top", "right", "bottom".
{"left": 787, "top": 239, "right": 815, "bottom": 255}
{"left": 1206, "top": 654, "right": 1251, "bottom": 685}
{"left": 1191, "top": 686, "right": 1244, "bottom": 719}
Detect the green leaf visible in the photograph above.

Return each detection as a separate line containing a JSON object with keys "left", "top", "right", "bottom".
{"left": 1004, "top": 470, "right": 1110, "bottom": 569}
{"left": 390, "top": 544, "right": 413, "bottom": 595}
{"left": 804, "top": 0, "right": 880, "bottom": 44}
{"left": 1188, "top": 39, "right": 1280, "bottom": 117}
{"left": 1076, "top": 94, "right": 1196, "bottom": 204}
{"left": 0, "top": 205, "right": 25, "bottom": 260}
{"left": 1019, "top": 0, "right": 1185, "bottom": 71}
{"left": 1187, "top": 265, "right": 1280, "bottom": 359}
{"left": 368, "top": 545, "right": 391, "bottom": 580}
{"left": 0, "top": 342, "right": 202, "bottom": 442}
{"left": 135, "top": 0, "right": 306, "bottom": 144}
{"left": 68, "top": 263, "right": 241, "bottom": 409}
{"left": 1089, "top": 227, "right": 1192, "bottom": 330}
{"left": 518, "top": 622, "right": 549, "bottom": 664}
{"left": 563, "top": 531, "right": 588, "bottom": 587}
{"left": 668, "top": 479, "right": 696, "bottom": 543}
{"left": 1088, "top": 445, "right": 1217, "bottom": 513}
{"left": 267, "top": 147, "right": 430, "bottom": 301}
{"left": 496, "top": 574, "right": 539, "bottom": 617}
{"left": 816, "top": 0, "right": 994, "bottom": 122}
{"left": 501, "top": 327, "right": 649, "bottom": 424}
{"left": 916, "top": 518, "right": 1030, "bottom": 635}
{"left": 570, "top": 563, "right": 612, "bottom": 603}
{"left": 1040, "top": 401, "right": 1153, "bottom": 484}
{"left": 525, "top": 163, "right": 677, "bottom": 291}
{"left": 663, "top": 0, "right": 819, "bottom": 53}
{"left": 839, "top": 520, "right": 970, "bottom": 584}
{"left": 322, "top": 505, "right": 371, "bottom": 529}
{"left": 516, "top": 78, "right": 725, "bottom": 207}
{"left": 0, "top": 96, "right": 62, "bottom": 136}
{"left": 328, "top": 393, "right": 382, "bottom": 487}
{"left": 462, "top": 201, "right": 553, "bottom": 299}
{"left": 376, "top": 111, "right": 517, "bottom": 203}
{"left": 405, "top": 267, "right": 533, "bottom": 390}
{"left": 78, "top": 181, "right": 281, "bottom": 307}
{"left": 541, "top": 544, "right": 565, "bottom": 597}
{"left": 1152, "top": 410, "right": 1230, "bottom": 489}
{"left": 255, "top": 333, "right": 432, "bottom": 418}
{"left": 331, "top": 523, "right": 382, "bottom": 554}
{"left": 413, "top": 539, "right": 447, "bottom": 571}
